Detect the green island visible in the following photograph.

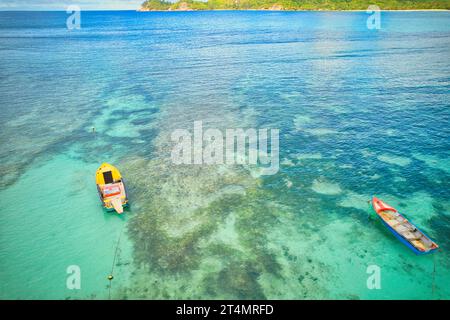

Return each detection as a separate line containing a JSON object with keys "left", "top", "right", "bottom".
{"left": 140, "top": 0, "right": 450, "bottom": 11}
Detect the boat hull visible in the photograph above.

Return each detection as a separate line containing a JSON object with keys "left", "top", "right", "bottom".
{"left": 372, "top": 197, "right": 438, "bottom": 255}
{"left": 379, "top": 218, "right": 435, "bottom": 255}
{"left": 96, "top": 163, "right": 129, "bottom": 214}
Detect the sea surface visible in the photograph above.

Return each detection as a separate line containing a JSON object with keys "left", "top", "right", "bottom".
{"left": 0, "top": 10, "right": 449, "bottom": 300}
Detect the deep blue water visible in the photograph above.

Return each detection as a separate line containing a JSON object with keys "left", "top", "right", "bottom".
{"left": 0, "top": 10, "right": 449, "bottom": 299}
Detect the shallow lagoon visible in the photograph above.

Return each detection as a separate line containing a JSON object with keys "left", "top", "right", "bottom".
{"left": 0, "top": 11, "right": 449, "bottom": 299}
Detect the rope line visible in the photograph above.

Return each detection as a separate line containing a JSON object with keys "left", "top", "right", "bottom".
{"left": 108, "top": 224, "right": 126, "bottom": 300}
{"left": 92, "top": 128, "right": 124, "bottom": 300}
{"left": 432, "top": 252, "right": 437, "bottom": 297}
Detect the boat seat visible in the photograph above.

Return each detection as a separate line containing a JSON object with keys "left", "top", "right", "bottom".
{"left": 103, "top": 184, "right": 121, "bottom": 197}
{"left": 397, "top": 225, "right": 409, "bottom": 233}
{"left": 388, "top": 220, "right": 405, "bottom": 229}
{"left": 404, "top": 232, "right": 421, "bottom": 241}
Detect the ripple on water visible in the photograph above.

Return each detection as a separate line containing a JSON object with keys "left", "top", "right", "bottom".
{"left": 338, "top": 191, "right": 371, "bottom": 211}
{"left": 281, "top": 158, "right": 295, "bottom": 167}
{"left": 413, "top": 153, "right": 450, "bottom": 175}
{"left": 377, "top": 154, "right": 412, "bottom": 167}
{"left": 293, "top": 115, "right": 312, "bottom": 131}
{"left": 311, "top": 178, "right": 342, "bottom": 195}
{"left": 89, "top": 94, "right": 156, "bottom": 138}
{"left": 295, "top": 153, "right": 323, "bottom": 161}
{"left": 304, "top": 128, "right": 338, "bottom": 136}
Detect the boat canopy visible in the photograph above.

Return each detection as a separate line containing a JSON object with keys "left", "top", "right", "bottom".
{"left": 95, "top": 162, "right": 122, "bottom": 185}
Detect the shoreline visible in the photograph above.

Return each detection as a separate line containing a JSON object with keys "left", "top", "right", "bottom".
{"left": 138, "top": 8, "right": 450, "bottom": 12}
{"left": 0, "top": 9, "right": 448, "bottom": 12}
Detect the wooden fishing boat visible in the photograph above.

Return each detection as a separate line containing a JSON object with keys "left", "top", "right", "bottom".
{"left": 95, "top": 163, "right": 128, "bottom": 214}
{"left": 372, "top": 197, "right": 438, "bottom": 255}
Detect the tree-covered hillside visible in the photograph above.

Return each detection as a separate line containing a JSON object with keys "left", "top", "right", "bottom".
{"left": 141, "top": 0, "right": 450, "bottom": 11}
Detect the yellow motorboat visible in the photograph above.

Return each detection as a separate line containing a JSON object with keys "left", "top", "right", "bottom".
{"left": 95, "top": 163, "right": 128, "bottom": 214}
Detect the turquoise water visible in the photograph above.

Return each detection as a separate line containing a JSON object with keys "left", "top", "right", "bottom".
{"left": 0, "top": 11, "right": 449, "bottom": 300}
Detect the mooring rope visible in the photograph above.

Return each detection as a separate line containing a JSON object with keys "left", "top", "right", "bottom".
{"left": 108, "top": 224, "right": 126, "bottom": 300}
{"left": 432, "top": 252, "right": 437, "bottom": 297}
{"left": 92, "top": 127, "right": 120, "bottom": 300}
